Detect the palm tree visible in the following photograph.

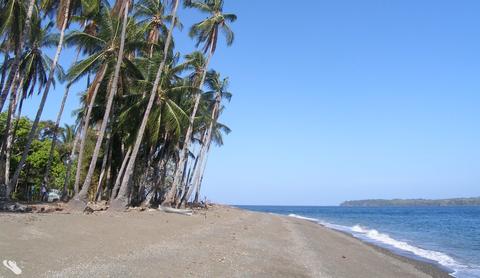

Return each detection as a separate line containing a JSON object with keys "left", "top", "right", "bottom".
{"left": 7, "top": 0, "right": 73, "bottom": 198}
{"left": 0, "top": 0, "right": 36, "bottom": 185}
{"left": 71, "top": 0, "right": 133, "bottom": 208}
{"left": 109, "top": 0, "right": 181, "bottom": 211}
{"left": 186, "top": 71, "right": 230, "bottom": 205}
{"left": 62, "top": 121, "right": 81, "bottom": 200}
{"left": 1, "top": 19, "right": 60, "bottom": 189}
{"left": 134, "top": 0, "right": 182, "bottom": 58}
{"left": 41, "top": 3, "right": 100, "bottom": 189}
{"left": 66, "top": 3, "right": 143, "bottom": 196}
{"left": 42, "top": 47, "right": 81, "bottom": 189}
{"left": 0, "top": 0, "right": 36, "bottom": 112}
{"left": 42, "top": 8, "right": 101, "bottom": 190}
{"left": 163, "top": 0, "right": 236, "bottom": 206}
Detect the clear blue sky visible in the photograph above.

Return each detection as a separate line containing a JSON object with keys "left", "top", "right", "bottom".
{"left": 22, "top": 0, "right": 480, "bottom": 205}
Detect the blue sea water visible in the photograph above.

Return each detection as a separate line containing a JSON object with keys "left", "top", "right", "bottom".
{"left": 238, "top": 206, "right": 480, "bottom": 278}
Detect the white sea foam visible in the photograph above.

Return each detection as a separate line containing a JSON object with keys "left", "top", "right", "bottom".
{"left": 350, "top": 225, "right": 457, "bottom": 266}
{"left": 287, "top": 213, "right": 480, "bottom": 277}
{"left": 346, "top": 225, "right": 480, "bottom": 278}
{"left": 288, "top": 214, "right": 320, "bottom": 223}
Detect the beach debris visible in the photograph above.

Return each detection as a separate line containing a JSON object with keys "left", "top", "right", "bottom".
{"left": 127, "top": 206, "right": 146, "bottom": 212}
{"left": 0, "top": 202, "right": 31, "bottom": 213}
{"left": 84, "top": 201, "right": 109, "bottom": 214}
{"left": 83, "top": 206, "right": 95, "bottom": 214}
{"left": 158, "top": 206, "right": 193, "bottom": 216}
{"left": 29, "top": 203, "right": 65, "bottom": 213}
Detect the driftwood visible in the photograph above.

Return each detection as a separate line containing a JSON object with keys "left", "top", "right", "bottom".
{"left": 0, "top": 202, "right": 32, "bottom": 213}
{"left": 158, "top": 206, "right": 193, "bottom": 216}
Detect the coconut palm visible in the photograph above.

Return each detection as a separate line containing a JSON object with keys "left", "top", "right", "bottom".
{"left": 163, "top": 0, "right": 236, "bottom": 206}
{"left": 112, "top": 51, "right": 193, "bottom": 209}
{"left": 0, "top": 19, "right": 61, "bottom": 189}
{"left": 8, "top": 0, "right": 76, "bottom": 198}
{"left": 66, "top": 3, "right": 145, "bottom": 196}
{"left": 109, "top": 0, "right": 181, "bottom": 210}
{"left": 42, "top": 11, "right": 102, "bottom": 190}
{"left": 134, "top": 0, "right": 182, "bottom": 57}
{"left": 0, "top": 0, "right": 36, "bottom": 112}
{"left": 185, "top": 71, "right": 231, "bottom": 205}
{"left": 71, "top": 0, "right": 134, "bottom": 207}
{"left": 0, "top": 0, "right": 237, "bottom": 205}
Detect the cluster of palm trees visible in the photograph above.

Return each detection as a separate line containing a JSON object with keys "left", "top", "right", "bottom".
{"left": 0, "top": 0, "right": 236, "bottom": 210}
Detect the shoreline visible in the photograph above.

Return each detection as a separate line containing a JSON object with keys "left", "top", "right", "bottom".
{"left": 0, "top": 205, "right": 452, "bottom": 277}
{"left": 366, "top": 242, "right": 452, "bottom": 277}
{"left": 314, "top": 221, "right": 453, "bottom": 277}
{"left": 239, "top": 207, "right": 456, "bottom": 278}
{"left": 243, "top": 208, "right": 452, "bottom": 278}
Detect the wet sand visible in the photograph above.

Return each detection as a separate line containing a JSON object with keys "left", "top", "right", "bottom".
{"left": 0, "top": 205, "right": 450, "bottom": 277}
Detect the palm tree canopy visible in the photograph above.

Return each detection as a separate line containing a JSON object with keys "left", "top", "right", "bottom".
{"left": 186, "top": 0, "right": 236, "bottom": 53}
{"left": 20, "top": 20, "right": 65, "bottom": 100}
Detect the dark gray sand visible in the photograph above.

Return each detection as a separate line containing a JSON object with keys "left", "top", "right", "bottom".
{"left": 0, "top": 205, "right": 450, "bottom": 277}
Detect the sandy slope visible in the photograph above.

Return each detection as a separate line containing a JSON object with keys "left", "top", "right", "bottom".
{"left": 0, "top": 205, "right": 449, "bottom": 277}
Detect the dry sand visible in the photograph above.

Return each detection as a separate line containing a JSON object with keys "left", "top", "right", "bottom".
{"left": 0, "top": 205, "right": 450, "bottom": 277}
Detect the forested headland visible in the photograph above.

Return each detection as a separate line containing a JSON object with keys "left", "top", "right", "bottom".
{"left": 341, "top": 197, "right": 480, "bottom": 207}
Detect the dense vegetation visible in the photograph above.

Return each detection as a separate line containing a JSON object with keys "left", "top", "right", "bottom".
{"left": 341, "top": 197, "right": 480, "bottom": 207}
{"left": 0, "top": 0, "right": 236, "bottom": 210}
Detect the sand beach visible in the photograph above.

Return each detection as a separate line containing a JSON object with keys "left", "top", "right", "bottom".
{"left": 0, "top": 205, "right": 450, "bottom": 277}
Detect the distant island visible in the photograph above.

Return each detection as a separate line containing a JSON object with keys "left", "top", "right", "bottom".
{"left": 341, "top": 197, "right": 480, "bottom": 207}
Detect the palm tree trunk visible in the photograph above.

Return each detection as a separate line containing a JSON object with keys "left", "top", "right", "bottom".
{"left": 109, "top": 0, "right": 179, "bottom": 210}
{"left": 62, "top": 122, "right": 82, "bottom": 200}
{"left": 162, "top": 40, "right": 215, "bottom": 207}
{"left": 1, "top": 77, "right": 21, "bottom": 187}
{"left": 0, "top": 53, "right": 10, "bottom": 94}
{"left": 136, "top": 146, "right": 156, "bottom": 203}
{"left": 142, "top": 154, "right": 168, "bottom": 207}
{"left": 72, "top": 1, "right": 130, "bottom": 208}
{"left": 0, "top": 71, "right": 21, "bottom": 157}
{"left": 4, "top": 74, "right": 26, "bottom": 179}
{"left": 179, "top": 130, "right": 206, "bottom": 207}
{"left": 185, "top": 92, "right": 221, "bottom": 205}
{"left": 43, "top": 48, "right": 81, "bottom": 188}
{"left": 95, "top": 133, "right": 111, "bottom": 201}
{"left": 0, "top": 0, "right": 35, "bottom": 112}
{"left": 7, "top": 0, "right": 71, "bottom": 198}
{"left": 110, "top": 147, "right": 132, "bottom": 200}
{"left": 73, "top": 66, "right": 107, "bottom": 194}
{"left": 174, "top": 155, "right": 190, "bottom": 204}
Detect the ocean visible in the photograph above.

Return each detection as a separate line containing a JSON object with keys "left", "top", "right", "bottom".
{"left": 238, "top": 206, "right": 480, "bottom": 278}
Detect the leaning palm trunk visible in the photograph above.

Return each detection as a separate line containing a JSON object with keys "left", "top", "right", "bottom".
{"left": 0, "top": 71, "right": 21, "bottom": 157}
{"left": 62, "top": 122, "right": 82, "bottom": 200}
{"left": 95, "top": 133, "right": 111, "bottom": 201}
{"left": 184, "top": 92, "right": 221, "bottom": 205}
{"left": 181, "top": 105, "right": 219, "bottom": 206}
{"left": 1, "top": 76, "right": 22, "bottom": 187}
{"left": 0, "top": 54, "right": 10, "bottom": 94}
{"left": 162, "top": 41, "right": 215, "bottom": 206}
{"left": 109, "top": 0, "right": 180, "bottom": 211}
{"left": 73, "top": 66, "right": 107, "bottom": 194}
{"left": 71, "top": 2, "right": 130, "bottom": 208}
{"left": 7, "top": 1, "right": 71, "bottom": 197}
{"left": 179, "top": 130, "right": 206, "bottom": 207}
{"left": 0, "top": 0, "right": 35, "bottom": 112}
{"left": 193, "top": 158, "right": 208, "bottom": 203}
{"left": 43, "top": 49, "right": 81, "bottom": 188}
{"left": 141, "top": 155, "right": 167, "bottom": 207}
{"left": 110, "top": 147, "right": 132, "bottom": 200}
